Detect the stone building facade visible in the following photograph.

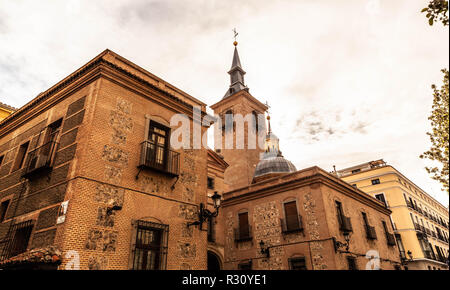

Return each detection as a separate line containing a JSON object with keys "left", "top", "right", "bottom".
{"left": 0, "top": 49, "right": 212, "bottom": 270}
{"left": 220, "top": 159, "right": 402, "bottom": 270}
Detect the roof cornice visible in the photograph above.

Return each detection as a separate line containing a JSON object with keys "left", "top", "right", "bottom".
{"left": 0, "top": 50, "right": 211, "bottom": 137}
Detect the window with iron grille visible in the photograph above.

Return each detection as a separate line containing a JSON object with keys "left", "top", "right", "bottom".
{"left": 289, "top": 257, "right": 307, "bottom": 270}
{"left": 0, "top": 220, "right": 34, "bottom": 260}
{"left": 347, "top": 256, "right": 358, "bottom": 270}
{"left": 207, "top": 177, "right": 215, "bottom": 190}
{"left": 130, "top": 220, "right": 168, "bottom": 270}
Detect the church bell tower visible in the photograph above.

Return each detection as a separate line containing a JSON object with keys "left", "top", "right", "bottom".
{"left": 210, "top": 36, "right": 268, "bottom": 191}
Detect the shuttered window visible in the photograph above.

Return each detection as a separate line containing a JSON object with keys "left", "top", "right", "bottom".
{"left": 284, "top": 201, "right": 299, "bottom": 231}
{"left": 238, "top": 212, "right": 249, "bottom": 239}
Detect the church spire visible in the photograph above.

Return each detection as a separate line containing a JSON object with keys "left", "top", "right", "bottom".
{"left": 223, "top": 30, "right": 248, "bottom": 99}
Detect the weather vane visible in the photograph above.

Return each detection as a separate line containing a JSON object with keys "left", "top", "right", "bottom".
{"left": 232, "top": 28, "right": 239, "bottom": 46}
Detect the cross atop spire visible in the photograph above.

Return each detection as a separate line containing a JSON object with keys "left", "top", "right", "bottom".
{"left": 232, "top": 28, "right": 239, "bottom": 45}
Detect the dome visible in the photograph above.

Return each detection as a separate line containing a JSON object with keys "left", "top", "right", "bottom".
{"left": 253, "top": 156, "right": 297, "bottom": 178}
{"left": 252, "top": 113, "right": 297, "bottom": 182}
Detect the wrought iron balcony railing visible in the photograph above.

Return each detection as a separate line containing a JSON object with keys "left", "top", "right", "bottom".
{"left": 22, "top": 141, "right": 58, "bottom": 179}
{"left": 137, "top": 141, "right": 180, "bottom": 177}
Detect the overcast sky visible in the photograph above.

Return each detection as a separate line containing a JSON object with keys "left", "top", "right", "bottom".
{"left": 0, "top": 0, "right": 448, "bottom": 206}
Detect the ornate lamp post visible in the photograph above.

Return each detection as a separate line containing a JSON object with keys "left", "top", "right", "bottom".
{"left": 187, "top": 191, "right": 222, "bottom": 230}
{"left": 334, "top": 231, "right": 351, "bottom": 252}
{"left": 259, "top": 240, "right": 270, "bottom": 258}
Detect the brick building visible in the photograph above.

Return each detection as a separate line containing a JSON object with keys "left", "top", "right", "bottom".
{"left": 0, "top": 49, "right": 212, "bottom": 270}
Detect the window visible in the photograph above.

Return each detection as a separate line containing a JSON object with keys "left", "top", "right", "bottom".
{"left": 375, "top": 193, "right": 387, "bottom": 207}
{"left": 207, "top": 177, "right": 215, "bottom": 190}
{"left": 235, "top": 212, "right": 251, "bottom": 241}
{"left": 131, "top": 220, "right": 168, "bottom": 270}
{"left": 289, "top": 257, "right": 307, "bottom": 270}
{"left": 139, "top": 120, "right": 179, "bottom": 176}
{"left": 282, "top": 201, "right": 301, "bottom": 232}
{"left": 0, "top": 200, "right": 10, "bottom": 222}
{"left": 12, "top": 141, "right": 29, "bottom": 171}
{"left": 336, "top": 201, "right": 352, "bottom": 232}
{"left": 252, "top": 111, "right": 260, "bottom": 133}
{"left": 347, "top": 256, "right": 358, "bottom": 270}
{"left": 383, "top": 221, "right": 396, "bottom": 246}
{"left": 352, "top": 184, "right": 357, "bottom": 188}
{"left": 336, "top": 201, "right": 344, "bottom": 225}
{"left": 224, "top": 109, "right": 234, "bottom": 133}
{"left": 0, "top": 154, "right": 4, "bottom": 166}
{"left": 362, "top": 212, "right": 376, "bottom": 240}
{"left": 2, "top": 220, "right": 34, "bottom": 259}
{"left": 371, "top": 179, "right": 380, "bottom": 185}
{"left": 207, "top": 216, "right": 216, "bottom": 243}
{"left": 351, "top": 169, "right": 361, "bottom": 174}
{"left": 238, "top": 260, "right": 252, "bottom": 270}
{"left": 148, "top": 121, "right": 169, "bottom": 168}
{"left": 46, "top": 119, "right": 62, "bottom": 143}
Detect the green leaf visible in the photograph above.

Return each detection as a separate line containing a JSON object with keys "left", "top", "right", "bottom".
{"left": 421, "top": 7, "right": 428, "bottom": 12}
{"left": 429, "top": 17, "right": 434, "bottom": 25}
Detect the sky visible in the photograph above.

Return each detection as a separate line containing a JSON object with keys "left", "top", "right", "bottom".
{"left": 0, "top": 0, "right": 448, "bottom": 206}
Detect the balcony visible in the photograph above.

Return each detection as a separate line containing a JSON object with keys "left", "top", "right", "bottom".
{"left": 339, "top": 216, "right": 353, "bottom": 233}
{"left": 414, "top": 223, "right": 421, "bottom": 231}
{"left": 137, "top": 141, "right": 179, "bottom": 177}
{"left": 234, "top": 226, "right": 253, "bottom": 242}
{"left": 22, "top": 141, "right": 58, "bottom": 179}
{"left": 406, "top": 200, "right": 413, "bottom": 209}
{"left": 386, "top": 233, "right": 396, "bottom": 246}
{"left": 365, "top": 225, "right": 377, "bottom": 240}
{"left": 280, "top": 215, "right": 304, "bottom": 234}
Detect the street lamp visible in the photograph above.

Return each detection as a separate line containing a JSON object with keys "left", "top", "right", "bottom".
{"left": 259, "top": 240, "right": 270, "bottom": 258}
{"left": 407, "top": 250, "right": 413, "bottom": 260}
{"left": 333, "top": 231, "right": 352, "bottom": 252}
{"left": 187, "top": 191, "right": 222, "bottom": 230}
